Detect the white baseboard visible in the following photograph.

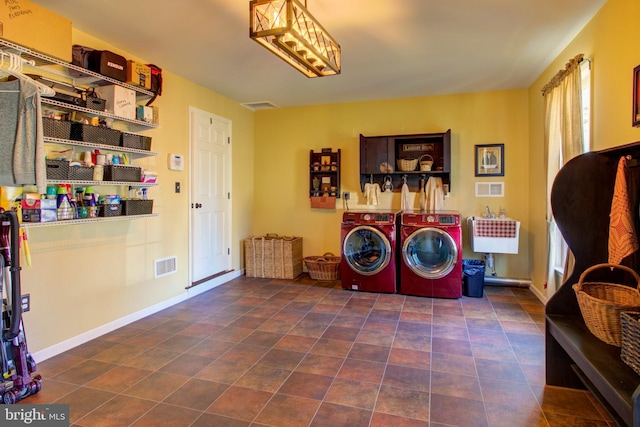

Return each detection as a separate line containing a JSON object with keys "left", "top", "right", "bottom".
{"left": 527, "top": 283, "right": 548, "bottom": 304}
{"left": 32, "top": 270, "right": 242, "bottom": 363}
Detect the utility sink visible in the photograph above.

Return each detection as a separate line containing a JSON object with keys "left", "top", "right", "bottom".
{"left": 468, "top": 217, "right": 520, "bottom": 254}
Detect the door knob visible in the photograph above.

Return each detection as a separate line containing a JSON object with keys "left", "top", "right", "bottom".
{"left": 195, "top": 203, "right": 202, "bottom": 208}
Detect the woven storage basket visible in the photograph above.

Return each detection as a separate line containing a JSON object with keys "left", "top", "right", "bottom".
{"left": 71, "top": 123, "right": 121, "bottom": 146}
{"left": 621, "top": 311, "right": 640, "bottom": 375}
{"left": 397, "top": 158, "right": 418, "bottom": 172}
{"left": 304, "top": 252, "right": 341, "bottom": 280}
{"left": 104, "top": 165, "right": 142, "bottom": 182}
{"left": 42, "top": 117, "right": 72, "bottom": 140}
{"left": 121, "top": 200, "right": 153, "bottom": 215}
{"left": 46, "top": 160, "right": 69, "bottom": 180}
{"left": 98, "top": 204, "right": 122, "bottom": 217}
{"left": 68, "top": 165, "right": 94, "bottom": 181}
{"left": 121, "top": 132, "right": 152, "bottom": 151}
{"left": 572, "top": 263, "right": 640, "bottom": 346}
{"left": 245, "top": 234, "right": 303, "bottom": 279}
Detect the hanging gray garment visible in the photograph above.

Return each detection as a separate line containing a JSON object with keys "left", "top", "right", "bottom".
{"left": 0, "top": 79, "right": 45, "bottom": 193}
{"left": 0, "top": 79, "right": 20, "bottom": 187}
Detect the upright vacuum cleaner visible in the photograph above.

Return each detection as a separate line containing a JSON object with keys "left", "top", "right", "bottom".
{"left": 0, "top": 209, "right": 40, "bottom": 404}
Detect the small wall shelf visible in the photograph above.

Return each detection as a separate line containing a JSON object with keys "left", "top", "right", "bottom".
{"left": 309, "top": 148, "right": 340, "bottom": 209}
{"left": 359, "top": 130, "right": 451, "bottom": 193}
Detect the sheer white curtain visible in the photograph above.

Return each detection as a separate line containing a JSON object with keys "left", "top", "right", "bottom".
{"left": 543, "top": 54, "right": 587, "bottom": 297}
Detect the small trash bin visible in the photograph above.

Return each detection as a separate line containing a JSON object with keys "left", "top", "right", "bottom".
{"left": 462, "top": 259, "right": 485, "bottom": 298}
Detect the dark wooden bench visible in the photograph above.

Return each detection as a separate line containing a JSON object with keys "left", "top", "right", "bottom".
{"left": 546, "top": 142, "right": 640, "bottom": 427}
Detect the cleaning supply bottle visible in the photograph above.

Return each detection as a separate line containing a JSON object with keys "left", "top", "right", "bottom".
{"left": 56, "top": 186, "right": 73, "bottom": 220}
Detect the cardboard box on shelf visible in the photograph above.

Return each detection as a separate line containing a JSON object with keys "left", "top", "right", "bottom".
{"left": 93, "top": 85, "right": 136, "bottom": 120}
{"left": 21, "top": 199, "right": 57, "bottom": 223}
{"left": 126, "top": 61, "right": 151, "bottom": 89}
{"left": 0, "top": 0, "right": 72, "bottom": 62}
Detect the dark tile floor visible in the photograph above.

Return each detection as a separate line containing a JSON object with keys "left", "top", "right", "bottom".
{"left": 21, "top": 275, "right": 615, "bottom": 426}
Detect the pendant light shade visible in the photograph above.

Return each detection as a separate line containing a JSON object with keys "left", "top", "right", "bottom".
{"left": 250, "top": 0, "right": 341, "bottom": 77}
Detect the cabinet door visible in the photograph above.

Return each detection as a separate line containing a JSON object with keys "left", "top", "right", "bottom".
{"left": 360, "top": 136, "right": 392, "bottom": 174}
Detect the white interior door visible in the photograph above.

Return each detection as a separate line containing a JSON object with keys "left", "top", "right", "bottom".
{"left": 190, "top": 107, "right": 232, "bottom": 284}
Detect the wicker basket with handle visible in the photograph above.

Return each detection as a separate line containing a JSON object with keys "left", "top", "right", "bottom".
{"left": 304, "top": 252, "right": 341, "bottom": 280}
{"left": 572, "top": 263, "right": 640, "bottom": 346}
{"left": 396, "top": 158, "right": 418, "bottom": 172}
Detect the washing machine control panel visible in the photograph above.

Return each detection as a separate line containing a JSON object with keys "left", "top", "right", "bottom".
{"left": 439, "top": 215, "right": 456, "bottom": 225}
{"left": 353, "top": 212, "right": 393, "bottom": 224}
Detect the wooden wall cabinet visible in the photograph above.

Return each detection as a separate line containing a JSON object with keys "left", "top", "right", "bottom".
{"left": 359, "top": 130, "right": 451, "bottom": 193}
{"left": 309, "top": 149, "right": 340, "bottom": 209}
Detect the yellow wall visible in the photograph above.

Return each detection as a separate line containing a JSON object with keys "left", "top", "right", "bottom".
{"left": 19, "top": 29, "right": 255, "bottom": 353}
{"left": 527, "top": 0, "right": 640, "bottom": 295}
{"left": 253, "top": 91, "right": 531, "bottom": 279}
{"left": 14, "top": 0, "right": 640, "bottom": 356}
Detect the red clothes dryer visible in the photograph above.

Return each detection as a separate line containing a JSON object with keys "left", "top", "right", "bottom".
{"left": 398, "top": 211, "right": 463, "bottom": 298}
{"left": 341, "top": 211, "right": 397, "bottom": 293}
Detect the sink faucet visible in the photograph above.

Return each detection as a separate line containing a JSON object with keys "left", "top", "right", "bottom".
{"left": 483, "top": 206, "right": 492, "bottom": 218}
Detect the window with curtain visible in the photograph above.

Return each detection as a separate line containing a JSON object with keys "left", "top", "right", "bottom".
{"left": 542, "top": 55, "right": 591, "bottom": 297}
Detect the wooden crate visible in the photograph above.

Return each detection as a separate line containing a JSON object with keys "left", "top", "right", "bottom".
{"left": 245, "top": 235, "right": 303, "bottom": 279}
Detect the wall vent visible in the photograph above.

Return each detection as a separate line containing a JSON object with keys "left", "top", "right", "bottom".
{"left": 155, "top": 256, "right": 177, "bottom": 278}
{"left": 475, "top": 182, "right": 504, "bottom": 197}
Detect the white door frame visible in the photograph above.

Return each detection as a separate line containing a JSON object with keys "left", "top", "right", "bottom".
{"left": 188, "top": 106, "right": 232, "bottom": 287}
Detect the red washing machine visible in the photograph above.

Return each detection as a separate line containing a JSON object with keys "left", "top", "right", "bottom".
{"left": 341, "top": 211, "right": 397, "bottom": 293}
{"left": 398, "top": 211, "right": 462, "bottom": 298}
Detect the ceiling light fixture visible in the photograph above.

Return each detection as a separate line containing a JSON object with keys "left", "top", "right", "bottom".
{"left": 250, "top": 0, "right": 341, "bottom": 78}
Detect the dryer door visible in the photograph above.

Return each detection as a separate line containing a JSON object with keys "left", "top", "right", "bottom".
{"left": 402, "top": 227, "right": 458, "bottom": 279}
{"left": 343, "top": 225, "right": 392, "bottom": 276}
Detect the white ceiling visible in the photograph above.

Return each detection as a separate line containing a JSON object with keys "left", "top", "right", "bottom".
{"left": 31, "top": 0, "right": 606, "bottom": 108}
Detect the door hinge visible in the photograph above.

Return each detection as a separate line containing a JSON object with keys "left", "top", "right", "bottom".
{"left": 227, "top": 136, "right": 231, "bottom": 144}
{"left": 228, "top": 192, "right": 231, "bottom": 199}
{"left": 227, "top": 248, "right": 230, "bottom": 255}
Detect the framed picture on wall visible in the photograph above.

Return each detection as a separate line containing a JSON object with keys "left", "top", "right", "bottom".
{"left": 633, "top": 64, "right": 640, "bottom": 127}
{"left": 475, "top": 144, "right": 504, "bottom": 177}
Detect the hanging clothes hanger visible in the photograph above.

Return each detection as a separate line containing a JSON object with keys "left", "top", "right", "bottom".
{"left": 0, "top": 51, "right": 55, "bottom": 97}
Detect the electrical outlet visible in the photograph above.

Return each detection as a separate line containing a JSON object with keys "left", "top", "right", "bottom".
{"left": 343, "top": 192, "right": 350, "bottom": 200}
{"left": 21, "top": 294, "right": 30, "bottom": 312}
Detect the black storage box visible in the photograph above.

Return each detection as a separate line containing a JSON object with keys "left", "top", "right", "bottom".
{"left": 46, "top": 160, "right": 69, "bottom": 180}
{"left": 462, "top": 259, "right": 485, "bottom": 298}
{"left": 80, "top": 97, "right": 106, "bottom": 112}
{"left": 121, "top": 199, "right": 153, "bottom": 216}
{"left": 71, "top": 123, "right": 121, "bottom": 146}
{"left": 121, "top": 132, "right": 152, "bottom": 151}
{"left": 68, "top": 165, "right": 94, "bottom": 181}
{"left": 87, "top": 50, "right": 127, "bottom": 82}
{"left": 42, "top": 118, "right": 73, "bottom": 140}
{"left": 103, "top": 165, "right": 141, "bottom": 182}
{"left": 98, "top": 204, "right": 122, "bottom": 217}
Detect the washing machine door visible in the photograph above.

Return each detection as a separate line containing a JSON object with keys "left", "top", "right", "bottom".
{"left": 403, "top": 227, "right": 458, "bottom": 279}
{"left": 343, "top": 225, "right": 392, "bottom": 276}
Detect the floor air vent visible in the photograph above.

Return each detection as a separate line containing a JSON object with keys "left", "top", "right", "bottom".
{"left": 155, "top": 256, "right": 177, "bottom": 278}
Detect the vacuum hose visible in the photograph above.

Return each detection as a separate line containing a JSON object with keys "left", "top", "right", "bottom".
{"left": 0, "top": 210, "right": 22, "bottom": 341}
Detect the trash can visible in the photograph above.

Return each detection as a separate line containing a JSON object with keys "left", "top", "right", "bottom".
{"left": 462, "top": 259, "right": 485, "bottom": 298}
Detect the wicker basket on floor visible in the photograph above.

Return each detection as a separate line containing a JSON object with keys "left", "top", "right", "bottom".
{"left": 304, "top": 252, "right": 341, "bottom": 281}
{"left": 572, "top": 263, "right": 640, "bottom": 347}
